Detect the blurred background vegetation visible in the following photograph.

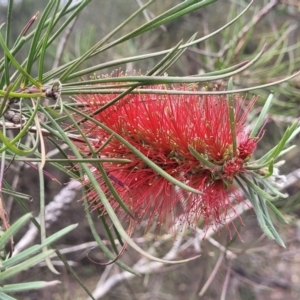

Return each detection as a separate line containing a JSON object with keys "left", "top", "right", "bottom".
{"left": 1, "top": 0, "right": 300, "bottom": 299}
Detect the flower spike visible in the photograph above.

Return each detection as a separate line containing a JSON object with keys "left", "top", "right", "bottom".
{"left": 74, "top": 82, "right": 261, "bottom": 233}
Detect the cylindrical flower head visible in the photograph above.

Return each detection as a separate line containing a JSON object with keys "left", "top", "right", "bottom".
{"left": 74, "top": 84, "right": 258, "bottom": 231}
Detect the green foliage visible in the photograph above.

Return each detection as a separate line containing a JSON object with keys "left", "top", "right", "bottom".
{"left": 0, "top": 214, "right": 76, "bottom": 298}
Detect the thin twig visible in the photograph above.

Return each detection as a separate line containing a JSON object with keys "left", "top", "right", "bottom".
{"left": 220, "top": 260, "right": 232, "bottom": 300}
{"left": 52, "top": 17, "right": 78, "bottom": 70}
{"left": 198, "top": 251, "right": 224, "bottom": 296}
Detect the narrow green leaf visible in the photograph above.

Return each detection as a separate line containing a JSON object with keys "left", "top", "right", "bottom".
{"left": 0, "top": 292, "right": 17, "bottom": 300}
{"left": 265, "top": 200, "right": 287, "bottom": 223}
{"left": 53, "top": 249, "right": 96, "bottom": 300}
{"left": 12, "top": 158, "right": 131, "bottom": 163}
{"left": 0, "top": 129, "right": 39, "bottom": 156}
{"left": 250, "top": 93, "right": 273, "bottom": 138}
{"left": 3, "top": 0, "right": 13, "bottom": 88}
{"left": 261, "top": 179, "right": 288, "bottom": 198}
{"left": 189, "top": 145, "right": 218, "bottom": 169}
{"left": 245, "top": 159, "right": 272, "bottom": 171}
{"left": 38, "top": 0, "right": 60, "bottom": 82}
{"left": 0, "top": 98, "right": 41, "bottom": 155}
{"left": 0, "top": 30, "right": 39, "bottom": 88}
{"left": 38, "top": 157, "right": 59, "bottom": 275}
{"left": 275, "top": 145, "right": 296, "bottom": 158}
{"left": 99, "top": 215, "right": 120, "bottom": 255}
{"left": 153, "top": 34, "right": 197, "bottom": 75}
{"left": 285, "top": 122, "right": 300, "bottom": 144}
{"left": 0, "top": 89, "right": 44, "bottom": 99}
{"left": 239, "top": 174, "right": 278, "bottom": 201}
{"left": 241, "top": 176, "right": 285, "bottom": 247}
{"left": 257, "top": 194, "right": 285, "bottom": 247}
{"left": 150, "top": 39, "right": 184, "bottom": 76}
{"left": 3, "top": 224, "right": 77, "bottom": 269}
{"left": 263, "top": 159, "right": 274, "bottom": 178}
{"left": 1, "top": 187, "right": 31, "bottom": 200}
{"left": 0, "top": 84, "right": 14, "bottom": 118}
{"left": 0, "top": 281, "right": 60, "bottom": 293}
{"left": 246, "top": 183, "right": 273, "bottom": 238}
{"left": 257, "top": 121, "right": 299, "bottom": 164}
{"left": 0, "top": 250, "right": 55, "bottom": 281}
{"left": 227, "top": 77, "right": 236, "bottom": 153}
{"left": 0, "top": 213, "right": 32, "bottom": 251}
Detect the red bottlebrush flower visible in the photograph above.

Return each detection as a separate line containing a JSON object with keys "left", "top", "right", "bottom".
{"left": 74, "top": 84, "right": 258, "bottom": 231}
